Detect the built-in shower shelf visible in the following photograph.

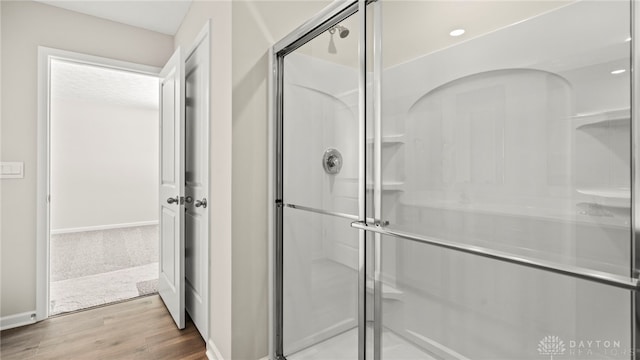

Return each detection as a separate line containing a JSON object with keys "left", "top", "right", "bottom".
{"left": 572, "top": 108, "right": 629, "bottom": 130}
{"left": 366, "top": 181, "right": 404, "bottom": 192}
{"left": 366, "top": 134, "right": 405, "bottom": 145}
{"left": 366, "top": 280, "right": 404, "bottom": 301}
{"left": 576, "top": 187, "right": 630, "bottom": 208}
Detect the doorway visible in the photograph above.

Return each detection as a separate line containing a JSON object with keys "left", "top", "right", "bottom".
{"left": 37, "top": 38, "right": 210, "bottom": 341}
{"left": 48, "top": 59, "right": 160, "bottom": 315}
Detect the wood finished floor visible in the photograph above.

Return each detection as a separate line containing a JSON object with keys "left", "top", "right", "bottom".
{"left": 0, "top": 295, "right": 206, "bottom": 360}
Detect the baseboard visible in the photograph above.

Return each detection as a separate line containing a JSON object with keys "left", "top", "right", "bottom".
{"left": 50, "top": 220, "right": 159, "bottom": 235}
{"left": 206, "top": 338, "right": 225, "bottom": 360}
{"left": 0, "top": 311, "right": 37, "bottom": 331}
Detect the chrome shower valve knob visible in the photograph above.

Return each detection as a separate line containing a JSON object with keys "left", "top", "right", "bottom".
{"left": 322, "top": 148, "right": 343, "bottom": 175}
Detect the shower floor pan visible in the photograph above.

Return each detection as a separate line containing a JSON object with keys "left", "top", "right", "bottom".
{"left": 287, "top": 326, "right": 438, "bottom": 360}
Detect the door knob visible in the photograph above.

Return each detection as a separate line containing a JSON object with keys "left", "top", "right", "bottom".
{"left": 167, "top": 196, "right": 179, "bottom": 204}
{"left": 195, "top": 198, "right": 207, "bottom": 208}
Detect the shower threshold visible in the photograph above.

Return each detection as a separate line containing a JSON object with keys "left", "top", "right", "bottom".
{"left": 287, "top": 325, "right": 438, "bottom": 360}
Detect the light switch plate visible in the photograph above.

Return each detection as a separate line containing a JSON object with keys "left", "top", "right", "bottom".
{"left": 1, "top": 162, "right": 24, "bottom": 179}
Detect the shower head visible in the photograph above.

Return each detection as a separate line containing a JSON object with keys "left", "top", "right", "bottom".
{"left": 328, "top": 25, "right": 350, "bottom": 39}
{"left": 327, "top": 24, "right": 348, "bottom": 54}
{"left": 336, "top": 25, "right": 349, "bottom": 38}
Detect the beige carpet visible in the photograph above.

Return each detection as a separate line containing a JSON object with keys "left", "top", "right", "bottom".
{"left": 49, "top": 225, "right": 158, "bottom": 315}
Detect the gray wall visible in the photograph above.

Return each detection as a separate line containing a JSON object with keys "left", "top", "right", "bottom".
{"left": 50, "top": 98, "right": 159, "bottom": 232}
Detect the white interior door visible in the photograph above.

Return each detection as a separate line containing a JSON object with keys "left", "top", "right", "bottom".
{"left": 184, "top": 37, "right": 209, "bottom": 339}
{"left": 158, "top": 47, "right": 185, "bottom": 329}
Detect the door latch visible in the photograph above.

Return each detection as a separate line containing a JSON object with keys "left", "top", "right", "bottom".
{"left": 195, "top": 198, "right": 207, "bottom": 208}
{"left": 167, "top": 196, "right": 186, "bottom": 205}
{"left": 167, "top": 196, "right": 179, "bottom": 204}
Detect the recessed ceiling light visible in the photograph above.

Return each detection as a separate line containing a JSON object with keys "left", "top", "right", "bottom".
{"left": 626, "top": 37, "right": 632, "bottom": 42}
{"left": 449, "top": 29, "right": 465, "bottom": 37}
{"left": 611, "top": 69, "right": 626, "bottom": 75}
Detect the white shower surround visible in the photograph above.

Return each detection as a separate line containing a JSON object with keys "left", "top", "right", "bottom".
{"left": 283, "top": 52, "right": 360, "bottom": 354}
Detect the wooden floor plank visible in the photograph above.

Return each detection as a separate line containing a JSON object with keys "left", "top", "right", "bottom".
{"left": 0, "top": 295, "right": 205, "bottom": 360}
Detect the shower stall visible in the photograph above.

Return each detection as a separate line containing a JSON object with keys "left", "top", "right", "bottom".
{"left": 270, "top": 1, "right": 639, "bottom": 359}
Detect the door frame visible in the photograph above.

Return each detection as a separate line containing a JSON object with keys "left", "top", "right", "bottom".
{"left": 183, "top": 20, "right": 211, "bottom": 340}
{"left": 36, "top": 47, "right": 161, "bottom": 321}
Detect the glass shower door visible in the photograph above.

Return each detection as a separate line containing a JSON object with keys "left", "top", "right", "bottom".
{"left": 369, "top": 0, "right": 635, "bottom": 359}
{"left": 279, "top": 11, "right": 362, "bottom": 359}
{"left": 274, "top": 0, "right": 638, "bottom": 359}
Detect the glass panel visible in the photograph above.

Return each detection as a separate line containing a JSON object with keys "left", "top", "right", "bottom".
{"left": 378, "top": 0, "right": 632, "bottom": 276}
{"left": 282, "top": 15, "right": 360, "bottom": 217}
{"left": 380, "top": 235, "right": 631, "bottom": 359}
{"left": 283, "top": 208, "right": 359, "bottom": 359}
{"left": 281, "top": 14, "right": 361, "bottom": 358}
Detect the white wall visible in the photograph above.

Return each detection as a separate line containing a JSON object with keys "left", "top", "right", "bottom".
{"left": 0, "top": 0, "right": 173, "bottom": 318}
{"left": 50, "top": 98, "right": 158, "bottom": 232}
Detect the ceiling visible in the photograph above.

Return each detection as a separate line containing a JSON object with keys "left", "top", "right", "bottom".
{"left": 297, "top": 0, "right": 573, "bottom": 68}
{"left": 51, "top": 60, "right": 159, "bottom": 109}
{"left": 35, "top": 0, "right": 192, "bottom": 35}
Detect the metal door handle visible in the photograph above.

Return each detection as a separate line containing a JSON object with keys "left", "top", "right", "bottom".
{"left": 195, "top": 198, "right": 207, "bottom": 208}
{"left": 167, "top": 196, "right": 179, "bottom": 204}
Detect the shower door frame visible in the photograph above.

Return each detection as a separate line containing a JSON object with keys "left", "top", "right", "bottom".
{"left": 270, "top": 1, "right": 366, "bottom": 359}
{"left": 270, "top": 0, "right": 640, "bottom": 359}
{"left": 632, "top": 0, "right": 639, "bottom": 356}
